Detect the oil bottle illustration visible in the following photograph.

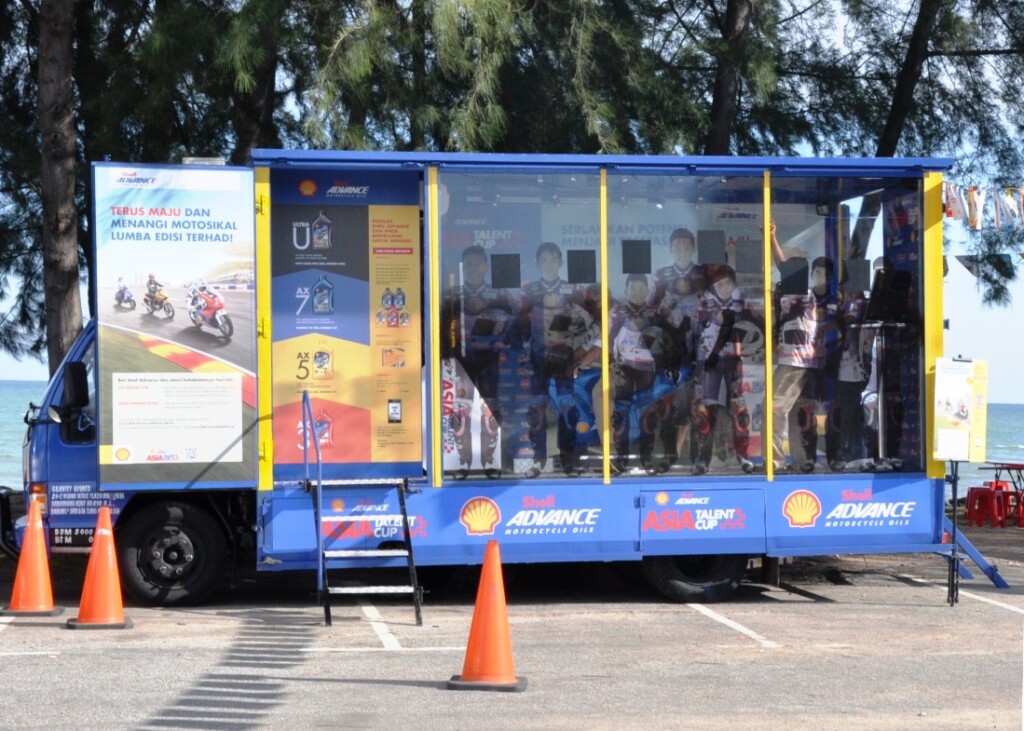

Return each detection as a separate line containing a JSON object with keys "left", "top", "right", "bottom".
{"left": 312, "top": 275, "right": 334, "bottom": 315}
{"left": 312, "top": 211, "right": 333, "bottom": 250}
{"left": 313, "top": 347, "right": 333, "bottom": 378}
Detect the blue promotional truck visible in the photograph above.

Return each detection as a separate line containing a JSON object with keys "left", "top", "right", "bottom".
{"left": 0, "top": 150, "right": 962, "bottom": 607}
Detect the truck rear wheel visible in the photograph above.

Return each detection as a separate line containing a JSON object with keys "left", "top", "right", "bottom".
{"left": 117, "top": 502, "right": 228, "bottom": 606}
{"left": 642, "top": 554, "right": 747, "bottom": 602}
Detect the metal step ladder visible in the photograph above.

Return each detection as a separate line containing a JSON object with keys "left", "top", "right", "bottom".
{"left": 314, "top": 477, "right": 423, "bottom": 626}
{"left": 300, "top": 391, "right": 422, "bottom": 626}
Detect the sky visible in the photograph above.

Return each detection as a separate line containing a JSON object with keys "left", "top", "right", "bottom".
{"left": 0, "top": 348, "right": 48, "bottom": 381}
{"left": 942, "top": 256, "right": 1024, "bottom": 404}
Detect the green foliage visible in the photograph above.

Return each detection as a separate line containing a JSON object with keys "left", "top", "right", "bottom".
{"left": 4, "top": 0, "right": 1024, "bottom": 367}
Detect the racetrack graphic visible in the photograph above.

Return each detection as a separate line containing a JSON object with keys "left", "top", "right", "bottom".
{"left": 136, "top": 333, "right": 256, "bottom": 408}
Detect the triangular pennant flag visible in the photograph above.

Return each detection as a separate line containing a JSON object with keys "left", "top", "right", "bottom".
{"left": 956, "top": 255, "right": 980, "bottom": 277}
{"left": 966, "top": 186, "right": 987, "bottom": 230}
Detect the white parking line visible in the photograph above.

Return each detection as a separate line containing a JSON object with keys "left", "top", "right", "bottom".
{"left": 900, "top": 575, "right": 1024, "bottom": 615}
{"left": 301, "top": 647, "right": 463, "bottom": 653}
{"left": 0, "top": 616, "right": 61, "bottom": 656}
{"left": 358, "top": 599, "right": 402, "bottom": 650}
{"left": 688, "top": 603, "right": 781, "bottom": 649}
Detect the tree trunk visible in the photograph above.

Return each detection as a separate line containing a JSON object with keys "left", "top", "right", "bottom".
{"left": 38, "top": 0, "right": 83, "bottom": 376}
{"left": 850, "top": 0, "right": 946, "bottom": 258}
{"left": 230, "top": 0, "right": 285, "bottom": 165}
{"left": 703, "top": 0, "right": 752, "bottom": 156}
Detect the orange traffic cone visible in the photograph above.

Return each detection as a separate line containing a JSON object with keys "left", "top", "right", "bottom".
{"left": 1, "top": 501, "right": 62, "bottom": 616}
{"left": 447, "top": 540, "right": 526, "bottom": 692}
{"left": 67, "top": 507, "right": 130, "bottom": 630}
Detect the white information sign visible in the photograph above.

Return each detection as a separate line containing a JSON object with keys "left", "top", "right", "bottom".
{"left": 111, "top": 372, "right": 243, "bottom": 464}
{"left": 933, "top": 357, "right": 988, "bottom": 463}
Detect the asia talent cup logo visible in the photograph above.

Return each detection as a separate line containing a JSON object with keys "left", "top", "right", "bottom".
{"left": 642, "top": 492, "right": 746, "bottom": 532}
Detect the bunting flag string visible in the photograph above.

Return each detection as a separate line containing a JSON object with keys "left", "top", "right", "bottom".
{"left": 944, "top": 182, "right": 1024, "bottom": 231}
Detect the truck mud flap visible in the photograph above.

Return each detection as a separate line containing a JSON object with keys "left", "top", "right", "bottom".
{"left": 0, "top": 486, "right": 22, "bottom": 560}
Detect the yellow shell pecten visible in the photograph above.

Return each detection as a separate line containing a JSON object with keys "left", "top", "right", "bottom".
{"left": 460, "top": 497, "right": 500, "bottom": 535}
{"left": 783, "top": 490, "right": 821, "bottom": 528}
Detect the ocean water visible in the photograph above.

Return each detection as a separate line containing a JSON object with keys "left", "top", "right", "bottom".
{"left": 948, "top": 402, "right": 1024, "bottom": 499}
{"left": 0, "top": 380, "right": 48, "bottom": 489}
{"left": 0, "top": 378, "right": 1019, "bottom": 495}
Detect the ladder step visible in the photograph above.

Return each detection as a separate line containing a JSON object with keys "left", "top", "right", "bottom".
{"left": 328, "top": 585, "right": 416, "bottom": 595}
{"left": 318, "top": 479, "right": 407, "bottom": 486}
{"left": 325, "top": 549, "right": 409, "bottom": 558}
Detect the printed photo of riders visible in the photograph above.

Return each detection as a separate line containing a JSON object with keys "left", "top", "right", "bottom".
{"left": 438, "top": 172, "right": 925, "bottom": 481}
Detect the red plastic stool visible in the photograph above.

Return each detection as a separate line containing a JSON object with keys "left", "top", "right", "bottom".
{"left": 989, "top": 481, "right": 1014, "bottom": 528}
{"left": 996, "top": 490, "right": 1019, "bottom": 527}
{"left": 966, "top": 487, "right": 1005, "bottom": 527}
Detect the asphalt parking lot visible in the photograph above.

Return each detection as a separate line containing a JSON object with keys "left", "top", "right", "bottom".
{"left": 2, "top": 526, "right": 1023, "bottom": 730}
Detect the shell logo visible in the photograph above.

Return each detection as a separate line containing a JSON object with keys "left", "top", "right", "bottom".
{"left": 298, "top": 179, "right": 318, "bottom": 197}
{"left": 114, "top": 447, "right": 131, "bottom": 462}
{"left": 782, "top": 490, "right": 821, "bottom": 528}
{"left": 460, "top": 497, "right": 501, "bottom": 535}
{"left": 331, "top": 499, "right": 346, "bottom": 512}
{"left": 655, "top": 492, "right": 670, "bottom": 506}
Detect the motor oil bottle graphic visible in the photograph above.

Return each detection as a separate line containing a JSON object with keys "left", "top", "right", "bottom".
{"left": 312, "top": 275, "right": 334, "bottom": 314}
{"left": 312, "top": 211, "right": 333, "bottom": 250}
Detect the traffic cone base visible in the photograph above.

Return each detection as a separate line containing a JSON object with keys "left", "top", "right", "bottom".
{"left": 1, "top": 501, "right": 61, "bottom": 616}
{"left": 66, "top": 507, "right": 130, "bottom": 630}
{"left": 0, "top": 606, "right": 64, "bottom": 617}
{"left": 446, "top": 674, "right": 526, "bottom": 693}
{"left": 67, "top": 616, "right": 131, "bottom": 630}
{"left": 446, "top": 540, "right": 526, "bottom": 693}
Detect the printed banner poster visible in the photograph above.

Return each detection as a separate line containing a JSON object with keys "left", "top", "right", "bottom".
{"left": 933, "top": 357, "right": 988, "bottom": 463}
{"left": 269, "top": 168, "right": 422, "bottom": 478}
{"left": 93, "top": 163, "right": 257, "bottom": 488}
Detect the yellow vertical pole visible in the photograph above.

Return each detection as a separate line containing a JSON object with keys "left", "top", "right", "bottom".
{"left": 763, "top": 171, "right": 775, "bottom": 481}
{"left": 600, "top": 169, "right": 611, "bottom": 484}
{"left": 923, "top": 171, "right": 945, "bottom": 480}
{"left": 428, "top": 167, "right": 443, "bottom": 488}
{"left": 255, "top": 167, "right": 274, "bottom": 491}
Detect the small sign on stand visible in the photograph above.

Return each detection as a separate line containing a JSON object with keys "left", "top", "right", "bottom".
{"left": 933, "top": 356, "right": 988, "bottom": 605}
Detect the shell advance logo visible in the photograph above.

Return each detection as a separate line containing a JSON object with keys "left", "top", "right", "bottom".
{"left": 782, "top": 490, "right": 821, "bottom": 528}
{"left": 782, "top": 487, "right": 917, "bottom": 529}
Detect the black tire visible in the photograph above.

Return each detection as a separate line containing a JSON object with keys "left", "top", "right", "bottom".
{"left": 217, "top": 314, "right": 234, "bottom": 338}
{"left": 117, "top": 501, "right": 228, "bottom": 607}
{"left": 163, "top": 302, "right": 175, "bottom": 319}
{"left": 129, "top": 299, "right": 136, "bottom": 310}
{"left": 642, "top": 553, "right": 747, "bottom": 603}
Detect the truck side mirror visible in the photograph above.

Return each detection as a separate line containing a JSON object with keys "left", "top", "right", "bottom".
{"left": 63, "top": 361, "right": 90, "bottom": 410}
{"left": 52, "top": 361, "right": 94, "bottom": 442}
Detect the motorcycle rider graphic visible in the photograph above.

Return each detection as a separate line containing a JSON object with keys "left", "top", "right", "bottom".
{"left": 187, "top": 280, "right": 222, "bottom": 319}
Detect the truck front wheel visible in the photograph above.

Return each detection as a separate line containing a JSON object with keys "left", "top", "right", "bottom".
{"left": 118, "top": 502, "right": 228, "bottom": 606}
{"left": 642, "top": 554, "right": 747, "bottom": 603}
